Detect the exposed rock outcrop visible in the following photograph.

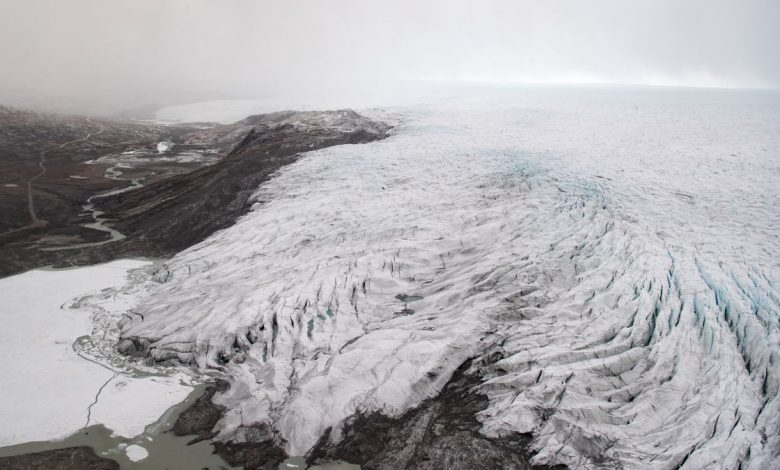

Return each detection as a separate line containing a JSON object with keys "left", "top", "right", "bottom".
{"left": 0, "top": 446, "right": 119, "bottom": 470}
{"left": 307, "top": 360, "right": 565, "bottom": 470}
{"left": 0, "top": 107, "right": 390, "bottom": 276}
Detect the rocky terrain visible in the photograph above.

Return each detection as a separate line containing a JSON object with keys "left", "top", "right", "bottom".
{"left": 168, "top": 362, "right": 565, "bottom": 469}
{"left": 308, "top": 359, "right": 566, "bottom": 470}
{"left": 0, "top": 446, "right": 118, "bottom": 470}
{"left": 0, "top": 106, "right": 202, "bottom": 233}
{"left": 0, "top": 106, "right": 390, "bottom": 277}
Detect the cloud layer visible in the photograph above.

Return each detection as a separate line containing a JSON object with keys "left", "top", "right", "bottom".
{"left": 1, "top": 0, "right": 778, "bottom": 113}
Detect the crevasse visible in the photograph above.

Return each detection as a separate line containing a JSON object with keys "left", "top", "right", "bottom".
{"left": 109, "top": 88, "right": 779, "bottom": 468}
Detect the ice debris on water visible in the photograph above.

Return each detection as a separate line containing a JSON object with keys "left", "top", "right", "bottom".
{"left": 125, "top": 444, "right": 148, "bottom": 462}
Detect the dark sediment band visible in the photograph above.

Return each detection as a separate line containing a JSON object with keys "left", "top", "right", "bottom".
{"left": 171, "top": 360, "right": 565, "bottom": 470}
{"left": 307, "top": 359, "right": 566, "bottom": 470}
{"left": 0, "top": 446, "right": 119, "bottom": 470}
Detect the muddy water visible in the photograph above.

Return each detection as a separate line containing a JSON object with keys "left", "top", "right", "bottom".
{"left": 0, "top": 383, "right": 360, "bottom": 469}
{"left": 0, "top": 259, "right": 361, "bottom": 469}
{"left": 0, "top": 384, "right": 233, "bottom": 469}
{"left": 282, "top": 457, "right": 361, "bottom": 469}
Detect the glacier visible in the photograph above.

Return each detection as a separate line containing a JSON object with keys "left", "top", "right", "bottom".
{"left": 104, "top": 87, "right": 779, "bottom": 468}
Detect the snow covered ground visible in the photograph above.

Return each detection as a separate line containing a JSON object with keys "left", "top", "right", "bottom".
{"left": 153, "top": 82, "right": 460, "bottom": 124}
{"left": 112, "top": 86, "right": 778, "bottom": 468}
{"left": 0, "top": 259, "right": 194, "bottom": 454}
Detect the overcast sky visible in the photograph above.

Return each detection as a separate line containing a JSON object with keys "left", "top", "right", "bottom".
{"left": 1, "top": 0, "right": 778, "bottom": 113}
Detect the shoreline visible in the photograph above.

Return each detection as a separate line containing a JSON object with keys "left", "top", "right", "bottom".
{"left": 0, "top": 259, "right": 215, "bottom": 468}
{"left": 0, "top": 384, "right": 233, "bottom": 469}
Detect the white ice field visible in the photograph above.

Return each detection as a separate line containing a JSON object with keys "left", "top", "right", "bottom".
{"left": 12, "top": 86, "right": 780, "bottom": 469}
{"left": 0, "top": 260, "right": 193, "bottom": 450}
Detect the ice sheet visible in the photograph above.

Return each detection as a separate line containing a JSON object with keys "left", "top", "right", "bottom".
{"left": 116, "top": 87, "right": 779, "bottom": 468}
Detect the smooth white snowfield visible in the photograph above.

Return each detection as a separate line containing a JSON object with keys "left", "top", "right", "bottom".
{"left": 112, "top": 87, "right": 778, "bottom": 469}
{"left": 0, "top": 260, "right": 192, "bottom": 446}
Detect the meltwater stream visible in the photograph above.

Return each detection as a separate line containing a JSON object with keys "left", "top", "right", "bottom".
{"left": 106, "top": 87, "right": 779, "bottom": 469}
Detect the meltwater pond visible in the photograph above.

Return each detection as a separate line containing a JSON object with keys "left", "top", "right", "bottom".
{"left": 109, "top": 87, "right": 779, "bottom": 469}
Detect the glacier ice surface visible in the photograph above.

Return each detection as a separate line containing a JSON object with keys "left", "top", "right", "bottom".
{"left": 113, "top": 87, "right": 779, "bottom": 468}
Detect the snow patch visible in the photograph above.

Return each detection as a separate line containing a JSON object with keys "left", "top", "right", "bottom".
{"left": 156, "top": 141, "right": 174, "bottom": 154}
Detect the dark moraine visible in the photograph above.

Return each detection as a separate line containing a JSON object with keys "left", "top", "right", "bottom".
{"left": 172, "top": 360, "right": 565, "bottom": 470}
{"left": 171, "top": 379, "right": 288, "bottom": 469}
{"left": 307, "top": 359, "right": 566, "bottom": 470}
{"left": 172, "top": 379, "right": 230, "bottom": 443}
{"left": 0, "top": 446, "right": 119, "bottom": 470}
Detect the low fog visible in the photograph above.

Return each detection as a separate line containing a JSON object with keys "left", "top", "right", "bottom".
{"left": 1, "top": 0, "right": 778, "bottom": 114}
